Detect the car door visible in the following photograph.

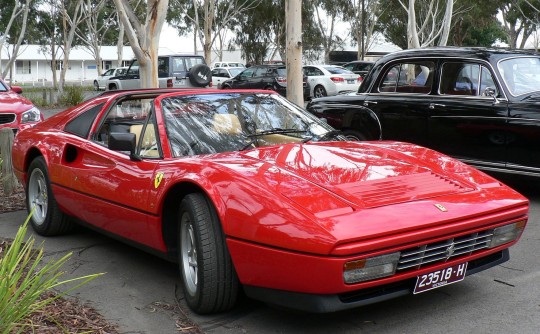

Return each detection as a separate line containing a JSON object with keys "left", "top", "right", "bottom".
{"left": 363, "top": 60, "right": 435, "bottom": 146}
{"left": 59, "top": 99, "right": 162, "bottom": 246}
{"left": 427, "top": 61, "right": 508, "bottom": 166}
{"left": 235, "top": 67, "right": 256, "bottom": 89}
{"left": 98, "top": 68, "right": 115, "bottom": 87}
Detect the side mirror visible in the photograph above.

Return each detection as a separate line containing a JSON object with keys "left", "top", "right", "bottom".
{"left": 11, "top": 86, "right": 22, "bottom": 94}
{"left": 109, "top": 132, "right": 140, "bottom": 160}
{"left": 483, "top": 87, "right": 500, "bottom": 104}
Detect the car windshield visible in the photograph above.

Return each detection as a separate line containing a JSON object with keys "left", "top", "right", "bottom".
{"left": 498, "top": 57, "right": 540, "bottom": 96}
{"left": 229, "top": 68, "right": 243, "bottom": 77}
{"left": 161, "top": 92, "right": 335, "bottom": 157}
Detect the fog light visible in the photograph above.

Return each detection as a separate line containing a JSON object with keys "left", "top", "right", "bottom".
{"left": 487, "top": 220, "right": 526, "bottom": 248}
{"left": 343, "top": 252, "right": 400, "bottom": 284}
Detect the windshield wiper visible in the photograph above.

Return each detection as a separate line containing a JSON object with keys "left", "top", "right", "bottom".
{"left": 246, "top": 128, "right": 307, "bottom": 138}
{"left": 301, "top": 129, "right": 342, "bottom": 143}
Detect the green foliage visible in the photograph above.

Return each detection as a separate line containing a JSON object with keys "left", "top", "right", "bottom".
{"left": 0, "top": 214, "right": 104, "bottom": 333}
{"left": 59, "top": 85, "right": 85, "bottom": 107}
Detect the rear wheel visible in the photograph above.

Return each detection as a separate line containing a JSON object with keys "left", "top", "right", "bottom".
{"left": 26, "top": 157, "right": 72, "bottom": 236}
{"left": 313, "top": 85, "right": 327, "bottom": 98}
{"left": 93, "top": 81, "right": 99, "bottom": 91}
{"left": 178, "top": 193, "right": 239, "bottom": 314}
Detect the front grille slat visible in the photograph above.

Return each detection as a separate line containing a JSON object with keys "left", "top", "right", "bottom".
{"left": 0, "top": 113, "right": 16, "bottom": 124}
{"left": 397, "top": 229, "right": 494, "bottom": 271}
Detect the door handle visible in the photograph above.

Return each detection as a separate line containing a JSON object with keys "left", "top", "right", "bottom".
{"left": 363, "top": 101, "right": 378, "bottom": 107}
{"left": 429, "top": 103, "right": 445, "bottom": 109}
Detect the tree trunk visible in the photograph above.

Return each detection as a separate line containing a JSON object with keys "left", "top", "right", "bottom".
{"left": 408, "top": 0, "right": 420, "bottom": 49}
{"left": 117, "top": 20, "right": 125, "bottom": 67}
{"left": 0, "top": 128, "right": 18, "bottom": 196}
{"left": 114, "top": 0, "right": 169, "bottom": 88}
{"left": 285, "top": 0, "right": 303, "bottom": 107}
{"left": 438, "top": 0, "right": 454, "bottom": 46}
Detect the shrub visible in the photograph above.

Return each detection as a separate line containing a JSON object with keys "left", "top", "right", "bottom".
{"left": 59, "top": 85, "right": 85, "bottom": 106}
{"left": 0, "top": 213, "right": 103, "bottom": 333}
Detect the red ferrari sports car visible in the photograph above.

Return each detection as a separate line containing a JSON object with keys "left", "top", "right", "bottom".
{"left": 12, "top": 88, "right": 529, "bottom": 314}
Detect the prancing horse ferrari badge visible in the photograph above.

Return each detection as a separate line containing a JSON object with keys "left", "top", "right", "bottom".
{"left": 154, "top": 172, "right": 164, "bottom": 188}
{"left": 434, "top": 204, "right": 448, "bottom": 212}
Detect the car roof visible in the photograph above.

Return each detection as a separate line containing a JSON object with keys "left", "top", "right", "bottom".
{"left": 380, "top": 47, "right": 539, "bottom": 63}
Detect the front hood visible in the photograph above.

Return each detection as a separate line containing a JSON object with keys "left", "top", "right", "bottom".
{"left": 244, "top": 141, "right": 476, "bottom": 210}
{"left": 0, "top": 91, "right": 33, "bottom": 113}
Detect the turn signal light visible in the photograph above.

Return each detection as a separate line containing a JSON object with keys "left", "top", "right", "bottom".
{"left": 343, "top": 252, "right": 400, "bottom": 284}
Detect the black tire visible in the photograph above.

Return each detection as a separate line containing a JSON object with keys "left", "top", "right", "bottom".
{"left": 93, "top": 81, "right": 100, "bottom": 91}
{"left": 221, "top": 84, "right": 231, "bottom": 89}
{"left": 108, "top": 83, "right": 118, "bottom": 90}
{"left": 188, "top": 64, "right": 212, "bottom": 87}
{"left": 313, "top": 85, "right": 327, "bottom": 98}
{"left": 178, "top": 193, "right": 239, "bottom": 314}
{"left": 26, "top": 157, "right": 72, "bottom": 236}
{"left": 341, "top": 129, "right": 367, "bottom": 141}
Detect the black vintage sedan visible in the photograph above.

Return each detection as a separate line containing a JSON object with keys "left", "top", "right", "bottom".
{"left": 307, "top": 47, "right": 540, "bottom": 177}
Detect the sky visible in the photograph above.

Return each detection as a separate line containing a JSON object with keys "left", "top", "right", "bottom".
{"left": 159, "top": 24, "right": 196, "bottom": 54}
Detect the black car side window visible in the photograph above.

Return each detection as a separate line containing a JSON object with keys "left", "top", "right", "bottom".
{"left": 379, "top": 61, "right": 435, "bottom": 94}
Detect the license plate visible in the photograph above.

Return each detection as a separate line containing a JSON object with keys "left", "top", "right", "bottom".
{"left": 175, "top": 79, "right": 186, "bottom": 85}
{"left": 414, "top": 262, "right": 468, "bottom": 294}
{"left": 347, "top": 79, "right": 354, "bottom": 84}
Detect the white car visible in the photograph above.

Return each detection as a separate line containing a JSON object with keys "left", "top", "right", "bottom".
{"left": 303, "top": 65, "right": 361, "bottom": 98}
{"left": 94, "top": 67, "right": 128, "bottom": 90}
{"left": 211, "top": 67, "right": 244, "bottom": 88}
{"left": 211, "top": 61, "right": 245, "bottom": 69}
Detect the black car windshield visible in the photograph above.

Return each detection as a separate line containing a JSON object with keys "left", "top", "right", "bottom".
{"left": 161, "top": 92, "right": 335, "bottom": 157}
{"left": 499, "top": 57, "right": 540, "bottom": 96}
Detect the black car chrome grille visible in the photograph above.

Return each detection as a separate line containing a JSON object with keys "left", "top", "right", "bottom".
{"left": 397, "top": 229, "right": 494, "bottom": 271}
{"left": 0, "top": 113, "right": 16, "bottom": 124}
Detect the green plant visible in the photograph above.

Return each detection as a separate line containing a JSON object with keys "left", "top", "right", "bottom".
{"left": 0, "top": 212, "right": 103, "bottom": 333}
{"left": 59, "top": 85, "right": 85, "bottom": 106}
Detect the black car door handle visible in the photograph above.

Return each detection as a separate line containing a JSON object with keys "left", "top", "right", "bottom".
{"left": 429, "top": 103, "right": 446, "bottom": 109}
{"left": 363, "top": 101, "right": 378, "bottom": 107}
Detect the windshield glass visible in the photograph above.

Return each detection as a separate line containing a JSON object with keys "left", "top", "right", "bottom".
{"left": 498, "top": 57, "right": 540, "bottom": 96}
{"left": 161, "top": 93, "right": 335, "bottom": 157}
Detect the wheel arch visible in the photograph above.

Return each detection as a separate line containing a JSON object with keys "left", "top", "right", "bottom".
{"left": 341, "top": 106, "right": 382, "bottom": 140}
{"left": 23, "top": 147, "right": 46, "bottom": 180}
{"left": 161, "top": 181, "right": 219, "bottom": 260}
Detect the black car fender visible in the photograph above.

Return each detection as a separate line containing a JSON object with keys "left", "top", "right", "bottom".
{"left": 307, "top": 100, "right": 382, "bottom": 140}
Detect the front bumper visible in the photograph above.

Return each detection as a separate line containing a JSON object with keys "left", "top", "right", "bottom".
{"left": 242, "top": 249, "right": 508, "bottom": 313}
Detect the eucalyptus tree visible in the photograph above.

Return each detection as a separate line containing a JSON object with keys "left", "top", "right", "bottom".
{"left": 113, "top": 0, "right": 169, "bottom": 88}
{"left": 309, "top": 0, "right": 349, "bottom": 64}
{"left": 499, "top": 0, "right": 537, "bottom": 48}
{"left": 167, "top": 0, "right": 262, "bottom": 63}
{"left": 0, "top": 0, "right": 33, "bottom": 79}
{"left": 76, "top": 0, "right": 119, "bottom": 76}
{"left": 343, "top": 0, "right": 384, "bottom": 59}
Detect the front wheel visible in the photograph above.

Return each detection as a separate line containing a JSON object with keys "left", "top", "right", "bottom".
{"left": 341, "top": 129, "right": 367, "bottom": 141}
{"left": 178, "top": 193, "right": 239, "bottom": 314}
{"left": 26, "top": 157, "right": 72, "bottom": 236}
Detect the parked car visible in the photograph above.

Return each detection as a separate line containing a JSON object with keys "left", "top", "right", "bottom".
{"left": 106, "top": 54, "right": 212, "bottom": 90}
{"left": 94, "top": 67, "right": 128, "bottom": 90}
{"left": 211, "top": 67, "right": 244, "bottom": 88}
{"left": 12, "top": 88, "right": 529, "bottom": 314}
{"left": 307, "top": 47, "right": 540, "bottom": 178}
{"left": 0, "top": 79, "right": 42, "bottom": 134}
{"left": 211, "top": 61, "right": 245, "bottom": 69}
{"left": 303, "top": 65, "right": 361, "bottom": 98}
{"left": 220, "top": 64, "right": 310, "bottom": 99}
{"left": 343, "top": 60, "right": 374, "bottom": 78}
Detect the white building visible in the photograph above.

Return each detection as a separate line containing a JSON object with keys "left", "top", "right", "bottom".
{"left": 0, "top": 44, "right": 182, "bottom": 85}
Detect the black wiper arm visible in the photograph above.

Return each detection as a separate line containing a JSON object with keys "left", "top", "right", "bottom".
{"left": 246, "top": 128, "right": 307, "bottom": 138}
{"left": 302, "top": 129, "right": 342, "bottom": 143}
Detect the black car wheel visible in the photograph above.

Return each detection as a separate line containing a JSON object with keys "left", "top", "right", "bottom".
{"left": 341, "top": 129, "right": 367, "bottom": 141}
{"left": 26, "top": 157, "right": 72, "bottom": 236}
{"left": 93, "top": 81, "right": 100, "bottom": 91}
{"left": 178, "top": 193, "right": 239, "bottom": 314}
{"left": 314, "top": 85, "right": 327, "bottom": 98}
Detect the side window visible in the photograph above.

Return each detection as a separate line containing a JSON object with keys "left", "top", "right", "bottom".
{"left": 65, "top": 103, "right": 104, "bottom": 138}
{"left": 158, "top": 57, "right": 169, "bottom": 76}
{"left": 441, "top": 62, "right": 487, "bottom": 96}
{"left": 93, "top": 99, "right": 161, "bottom": 158}
{"left": 254, "top": 67, "right": 268, "bottom": 77}
{"left": 480, "top": 66, "right": 497, "bottom": 96}
{"left": 103, "top": 69, "right": 114, "bottom": 76}
{"left": 379, "top": 61, "right": 435, "bottom": 94}
{"left": 211, "top": 68, "right": 220, "bottom": 77}
{"left": 240, "top": 68, "right": 255, "bottom": 78}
